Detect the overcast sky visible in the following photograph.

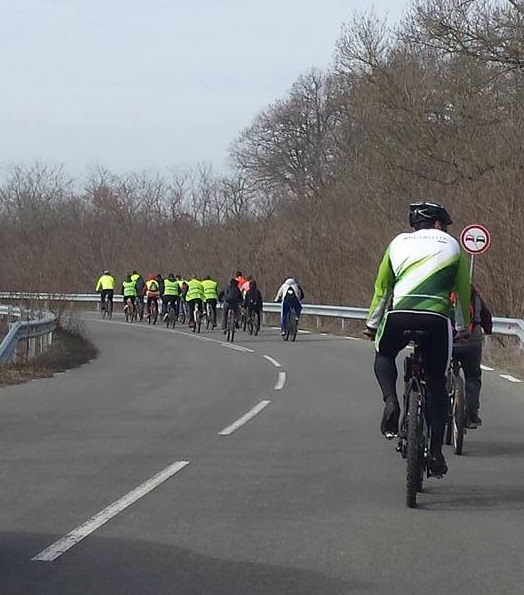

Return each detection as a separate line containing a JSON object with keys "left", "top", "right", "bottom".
{"left": 1, "top": 0, "right": 409, "bottom": 176}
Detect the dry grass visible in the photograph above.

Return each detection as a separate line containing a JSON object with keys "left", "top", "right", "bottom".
{"left": 483, "top": 335, "right": 524, "bottom": 378}
{"left": 0, "top": 325, "right": 98, "bottom": 388}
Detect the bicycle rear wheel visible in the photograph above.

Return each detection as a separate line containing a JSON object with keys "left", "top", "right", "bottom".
{"left": 137, "top": 300, "right": 144, "bottom": 322}
{"left": 227, "top": 311, "right": 235, "bottom": 342}
{"left": 452, "top": 374, "right": 466, "bottom": 455}
{"left": 406, "top": 381, "right": 423, "bottom": 508}
{"left": 197, "top": 312, "right": 202, "bottom": 333}
{"left": 290, "top": 315, "right": 298, "bottom": 342}
{"left": 282, "top": 314, "right": 290, "bottom": 341}
{"left": 152, "top": 303, "right": 158, "bottom": 324}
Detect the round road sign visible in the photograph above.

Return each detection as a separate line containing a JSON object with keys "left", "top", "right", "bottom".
{"left": 459, "top": 224, "right": 491, "bottom": 255}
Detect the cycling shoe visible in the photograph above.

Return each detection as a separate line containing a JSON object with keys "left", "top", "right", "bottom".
{"left": 428, "top": 453, "right": 448, "bottom": 477}
{"left": 380, "top": 397, "right": 400, "bottom": 439}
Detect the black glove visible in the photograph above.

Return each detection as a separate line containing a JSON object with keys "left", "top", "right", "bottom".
{"left": 363, "top": 326, "right": 376, "bottom": 340}
{"left": 453, "top": 328, "right": 469, "bottom": 344}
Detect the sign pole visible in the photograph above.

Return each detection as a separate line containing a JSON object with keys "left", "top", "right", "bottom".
{"left": 469, "top": 254, "right": 475, "bottom": 282}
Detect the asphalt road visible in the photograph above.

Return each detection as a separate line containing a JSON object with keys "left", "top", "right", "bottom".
{"left": 0, "top": 313, "right": 523, "bottom": 594}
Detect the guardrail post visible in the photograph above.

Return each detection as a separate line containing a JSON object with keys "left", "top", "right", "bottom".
{"left": 28, "top": 337, "right": 36, "bottom": 360}
{"left": 316, "top": 316, "right": 321, "bottom": 329}
{"left": 341, "top": 318, "right": 345, "bottom": 332}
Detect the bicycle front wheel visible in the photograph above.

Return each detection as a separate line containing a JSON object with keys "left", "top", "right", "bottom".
{"left": 453, "top": 374, "right": 466, "bottom": 455}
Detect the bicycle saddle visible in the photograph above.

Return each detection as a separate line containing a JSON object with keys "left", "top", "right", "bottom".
{"left": 402, "top": 330, "right": 429, "bottom": 342}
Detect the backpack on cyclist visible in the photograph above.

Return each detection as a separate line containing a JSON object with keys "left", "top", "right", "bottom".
{"left": 472, "top": 287, "right": 493, "bottom": 335}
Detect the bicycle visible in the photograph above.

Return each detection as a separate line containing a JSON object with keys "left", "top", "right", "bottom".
{"left": 205, "top": 302, "right": 214, "bottom": 330}
{"left": 444, "top": 352, "right": 467, "bottom": 455}
{"left": 147, "top": 299, "right": 158, "bottom": 325}
{"left": 246, "top": 309, "right": 260, "bottom": 336}
{"left": 124, "top": 297, "right": 136, "bottom": 323}
{"left": 240, "top": 307, "right": 247, "bottom": 332}
{"left": 177, "top": 298, "right": 187, "bottom": 325}
{"left": 282, "top": 309, "right": 298, "bottom": 342}
{"left": 397, "top": 330, "right": 431, "bottom": 509}
{"left": 101, "top": 294, "right": 113, "bottom": 320}
{"left": 194, "top": 306, "right": 203, "bottom": 333}
{"left": 226, "top": 307, "right": 236, "bottom": 342}
{"left": 165, "top": 302, "right": 177, "bottom": 329}
{"left": 136, "top": 297, "right": 145, "bottom": 322}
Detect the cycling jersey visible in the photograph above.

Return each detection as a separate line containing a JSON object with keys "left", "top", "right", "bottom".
{"left": 122, "top": 280, "right": 137, "bottom": 297}
{"left": 367, "top": 228, "right": 470, "bottom": 337}
{"left": 145, "top": 278, "right": 160, "bottom": 297}
{"left": 163, "top": 278, "right": 180, "bottom": 296}
{"left": 95, "top": 274, "right": 115, "bottom": 292}
{"left": 186, "top": 278, "right": 205, "bottom": 302}
{"left": 236, "top": 276, "right": 247, "bottom": 290}
{"left": 202, "top": 279, "right": 218, "bottom": 301}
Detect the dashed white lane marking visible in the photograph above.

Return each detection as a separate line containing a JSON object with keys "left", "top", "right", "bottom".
{"left": 345, "top": 336, "right": 361, "bottom": 341}
{"left": 274, "top": 371, "right": 286, "bottom": 390}
{"left": 500, "top": 374, "right": 522, "bottom": 383}
{"left": 32, "top": 461, "right": 190, "bottom": 562}
{"left": 218, "top": 400, "right": 271, "bottom": 436}
{"left": 263, "top": 355, "right": 281, "bottom": 368}
{"left": 220, "top": 343, "right": 253, "bottom": 352}
{"left": 481, "top": 364, "right": 494, "bottom": 371}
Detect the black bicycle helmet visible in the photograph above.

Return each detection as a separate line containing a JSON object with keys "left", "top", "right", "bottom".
{"left": 409, "top": 201, "right": 452, "bottom": 230}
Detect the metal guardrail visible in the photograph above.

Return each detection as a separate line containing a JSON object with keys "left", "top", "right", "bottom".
{"left": 0, "top": 304, "right": 57, "bottom": 365}
{"left": 0, "top": 292, "right": 521, "bottom": 346}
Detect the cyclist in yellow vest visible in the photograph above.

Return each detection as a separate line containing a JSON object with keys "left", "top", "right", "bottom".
{"left": 162, "top": 273, "right": 181, "bottom": 321}
{"left": 145, "top": 274, "right": 160, "bottom": 319}
{"left": 121, "top": 274, "right": 137, "bottom": 316}
{"left": 202, "top": 275, "right": 219, "bottom": 328}
{"left": 185, "top": 275, "right": 205, "bottom": 328}
{"left": 95, "top": 270, "right": 116, "bottom": 312}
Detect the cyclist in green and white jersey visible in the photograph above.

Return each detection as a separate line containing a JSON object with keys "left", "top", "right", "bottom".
{"left": 365, "top": 201, "right": 470, "bottom": 477}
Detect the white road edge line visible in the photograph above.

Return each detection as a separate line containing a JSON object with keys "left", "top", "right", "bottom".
{"left": 500, "top": 374, "right": 522, "bottom": 383}
{"left": 32, "top": 460, "right": 190, "bottom": 562}
{"left": 480, "top": 364, "right": 494, "bottom": 371}
{"left": 274, "top": 371, "right": 286, "bottom": 391}
{"left": 263, "top": 355, "right": 281, "bottom": 368}
{"left": 218, "top": 400, "right": 271, "bottom": 436}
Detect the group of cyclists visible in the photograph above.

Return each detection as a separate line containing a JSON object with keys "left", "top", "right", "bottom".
{"left": 96, "top": 202, "right": 494, "bottom": 487}
{"left": 95, "top": 270, "right": 305, "bottom": 335}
